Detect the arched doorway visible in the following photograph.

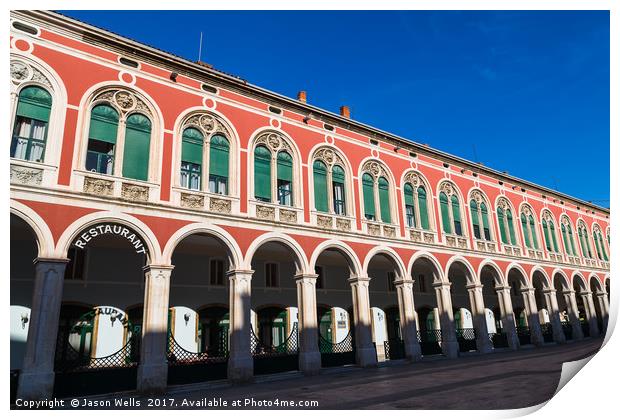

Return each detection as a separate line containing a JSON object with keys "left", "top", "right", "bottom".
{"left": 590, "top": 277, "right": 608, "bottom": 334}
{"left": 532, "top": 270, "right": 558, "bottom": 343}
{"left": 553, "top": 273, "right": 580, "bottom": 341}
{"left": 506, "top": 267, "right": 541, "bottom": 346}
{"left": 480, "top": 264, "right": 518, "bottom": 349}
{"left": 572, "top": 275, "right": 598, "bottom": 337}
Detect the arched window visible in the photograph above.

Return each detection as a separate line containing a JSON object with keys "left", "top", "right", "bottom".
{"left": 277, "top": 151, "right": 293, "bottom": 206}
{"left": 209, "top": 135, "right": 230, "bottom": 194}
{"left": 180, "top": 127, "right": 203, "bottom": 190}
{"left": 362, "top": 173, "right": 376, "bottom": 221}
{"left": 541, "top": 210, "right": 560, "bottom": 253}
{"left": 402, "top": 172, "right": 431, "bottom": 230}
{"left": 254, "top": 145, "right": 272, "bottom": 202}
{"left": 332, "top": 165, "right": 346, "bottom": 215}
{"left": 560, "top": 216, "right": 577, "bottom": 256}
{"left": 378, "top": 177, "right": 391, "bottom": 224}
{"left": 520, "top": 206, "right": 539, "bottom": 250}
{"left": 123, "top": 113, "right": 151, "bottom": 181}
{"left": 11, "top": 86, "right": 52, "bottom": 162}
{"left": 438, "top": 182, "right": 464, "bottom": 236}
{"left": 577, "top": 221, "right": 593, "bottom": 259}
{"left": 313, "top": 160, "right": 328, "bottom": 212}
{"left": 496, "top": 198, "right": 517, "bottom": 246}
{"left": 311, "top": 148, "right": 349, "bottom": 216}
{"left": 469, "top": 192, "right": 491, "bottom": 241}
{"left": 593, "top": 225, "right": 609, "bottom": 262}
{"left": 86, "top": 104, "right": 119, "bottom": 175}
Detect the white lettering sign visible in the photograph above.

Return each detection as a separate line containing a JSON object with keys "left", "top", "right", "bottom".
{"left": 73, "top": 223, "right": 147, "bottom": 254}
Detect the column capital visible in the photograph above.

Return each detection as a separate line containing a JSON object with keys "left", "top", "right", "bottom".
{"left": 494, "top": 285, "right": 512, "bottom": 292}
{"left": 562, "top": 289, "right": 576, "bottom": 296}
{"left": 393, "top": 277, "right": 414, "bottom": 287}
{"left": 542, "top": 287, "right": 557, "bottom": 294}
{"left": 521, "top": 286, "right": 535, "bottom": 293}
{"left": 34, "top": 257, "right": 70, "bottom": 265}
{"left": 227, "top": 269, "right": 254, "bottom": 277}
{"left": 466, "top": 282, "right": 483, "bottom": 291}
{"left": 595, "top": 291, "right": 609, "bottom": 298}
{"left": 432, "top": 279, "right": 452, "bottom": 289}
{"left": 143, "top": 264, "right": 174, "bottom": 273}
{"left": 348, "top": 276, "right": 371, "bottom": 285}
{"left": 578, "top": 291, "right": 592, "bottom": 297}
{"left": 295, "top": 273, "right": 318, "bottom": 285}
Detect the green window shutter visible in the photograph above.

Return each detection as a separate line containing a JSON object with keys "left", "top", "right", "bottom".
{"left": 89, "top": 104, "right": 119, "bottom": 143}
{"left": 529, "top": 216, "right": 539, "bottom": 249}
{"left": 313, "top": 160, "right": 328, "bottom": 212}
{"left": 593, "top": 232, "right": 603, "bottom": 260}
{"left": 497, "top": 207, "right": 508, "bottom": 244}
{"left": 521, "top": 213, "right": 531, "bottom": 248}
{"left": 440, "top": 192, "right": 451, "bottom": 234}
{"left": 254, "top": 146, "right": 272, "bottom": 201}
{"left": 470, "top": 200, "right": 481, "bottom": 239}
{"left": 584, "top": 230, "right": 593, "bottom": 258}
{"left": 16, "top": 86, "right": 52, "bottom": 122}
{"left": 181, "top": 128, "right": 204, "bottom": 164}
{"left": 506, "top": 210, "right": 517, "bottom": 246}
{"left": 600, "top": 233, "right": 609, "bottom": 261}
{"left": 561, "top": 225, "right": 571, "bottom": 255}
{"left": 578, "top": 228, "right": 587, "bottom": 257}
{"left": 332, "top": 165, "right": 345, "bottom": 183}
{"left": 481, "top": 203, "right": 491, "bottom": 241}
{"left": 542, "top": 220, "right": 551, "bottom": 251}
{"left": 122, "top": 113, "right": 151, "bottom": 181}
{"left": 568, "top": 226, "right": 577, "bottom": 256}
{"left": 550, "top": 222, "right": 559, "bottom": 252}
{"left": 362, "top": 173, "right": 376, "bottom": 219}
{"left": 209, "top": 135, "right": 229, "bottom": 177}
{"left": 451, "top": 195, "right": 461, "bottom": 235}
{"left": 417, "top": 186, "right": 430, "bottom": 230}
{"left": 404, "top": 183, "right": 415, "bottom": 206}
{"left": 277, "top": 151, "right": 293, "bottom": 182}
{"left": 378, "top": 177, "right": 391, "bottom": 223}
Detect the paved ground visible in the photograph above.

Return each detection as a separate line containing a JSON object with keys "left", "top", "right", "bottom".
{"left": 60, "top": 338, "right": 604, "bottom": 410}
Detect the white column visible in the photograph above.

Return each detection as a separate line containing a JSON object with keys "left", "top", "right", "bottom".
{"left": 395, "top": 278, "right": 422, "bottom": 361}
{"left": 17, "top": 258, "right": 68, "bottom": 400}
{"left": 296, "top": 274, "right": 321, "bottom": 374}
{"left": 521, "top": 287, "right": 544, "bottom": 346}
{"left": 580, "top": 292, "right": 600, "bottom": 337}
{"left": 137, "top": 264, "right": 173, "bottom": 394}
{"left": 349, "top": 276, "right": 377, "bottom": 367}
{"left": 495, "top": 285, "right": 520, "bottom": 350}
{"left": 432, "top": 279, "right": 459, "bottom": 358}
{"left": 543, "top": 288, "right": 566, "bottom": 344}
{"left": 563, "top": 291, "right": 584, "bottom": 340}
{"left": 595, "top": 291, "right": 610, "bottom": 333}
{"left": 227, "top": 269, "right": 254, "bottom": 382}
{"left": 467, "top": 284, "right": 493, "bottom": 353}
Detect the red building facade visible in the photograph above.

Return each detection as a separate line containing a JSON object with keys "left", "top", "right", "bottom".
{"left": 10, "top": 11, "right": 610, "bottom": 400}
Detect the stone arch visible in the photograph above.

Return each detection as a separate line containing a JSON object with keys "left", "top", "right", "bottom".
{"left": 477, "top": 259, "right": 506, "bottom": 287}
{"left": 247, "top": 128, "right": 304, "bottom": 208}
{"left": 172, "top": 107, "right": 241, "bottom": 197}
{"left": 589, "top": 274, "right": 604, "bottom": 293}
{"left": 408, "top": 251, "right": 444, "bottom": 282}
{"left": 362, "top": 246, "right": 407, "bottom": 279}
{"left": 55, "top": 211, "right": 162, "bottom": 263}
{"left": 309, "top": 240, "right": 362, "bottom": 277}
{"left": 162, "top": 222, "right": 243, "bottom": 268}
{"left": 552, "top": 269, "right": 571, "bottom": 292}
{"left": 10, "top": 199, "right": 55, "bottom": 258}
{"left": 445, "top": 255, "right": 479, "bottom": 286}
{"left": 530, "top": 266, "right": 552, "bottom": 289}
{"left": 572, "top": 271, "right": 588, "bottom": 292}
{"left": 505, "top": 263, "right": 530, "bottom": 289}
{"left": 400, "top": 169, "right": 436, "bottom": 231}
{"left": 243, "top": 232, "right": 309, "bottom": 274}
{"left": 436, "top": 178, "right": 468, "bottom": 237}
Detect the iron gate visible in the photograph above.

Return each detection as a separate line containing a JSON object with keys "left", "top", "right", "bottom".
{"left": 167, "top": 328, "right": 228, "bottom": 385}
{"left": 516, "top": 326, "right": 531, "bottom": 345}
{"left": 540, "top": 323, "right": 554, "bottom": 343}
{"left": 251, "top": 323, "right": 299, "bottom": 375}
{"left": 53, "top": 324, "right": 140, "bottom": 398}
{"left": 417, "top": 329, "right": 443, "bottom": 355}
{"left": 456, "top": 328, "right": 477, "bottom": 352}
{"left": 319, "top": 330, "right": 355, "bottom": 367}
{"left": 383, "top": 338, "right": 405, "bottom": 360}
{"left": 489, "top": 329, "right": 509, "bottom": 348}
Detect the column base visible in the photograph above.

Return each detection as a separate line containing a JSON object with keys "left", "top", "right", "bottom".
{"left": 507, "top": 333, "right": 520, "bottom": 350}
{"left": 299, "top": 350, "right": 321, "bottom": 375}
{"left": 404, "top": 341, "right": 423, "bottom": 362}
{"left": 572, "top": 324, "right": 584, "bottom": 341}
{"left": 227, "top": 355, "right": 253, "bottom": 383}
{"left": 17, "top": 370, "right": 55, "bottom": 400}
{"left": 137, "top": 362, "right": 168, "bottom": 395}
{"left": 356, "top": 345, "right": 377, "bottom": 367}
{"left": 441, "top": 340, "right": 459, "bottom": 359}
{"left": 476, "top": 338, "right": 493, "bottom": 354}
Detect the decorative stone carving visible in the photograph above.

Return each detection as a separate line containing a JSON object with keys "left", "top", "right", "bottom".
{"left": 183, "top": 112, "right": 231, "bottom": 138}
{"left": 383, "top": 226, "right": 396, "bottom": 238}
{"left": 83, "top": 176, "right": 113, "bottom": 196}
{"left": 256, "top": 205, "right": 275, "bottom": 221}
{"left": 180, "top": 193, "right": 204, "bottom": 209}
{"left": 10, "top": 165, "right": 43, "bottom": 185}
{"left": 367, "top": 223, "right": 381, "bottom": 236}
{"left": 317, "top": 215, "right": 333, "bottom": 229}
{"left": 439, "top": 181, "right": 456, "bottom": 197}
{"left": 457, "top": 238, "right": 468, "bottom": 249}
{"left": 477, "top": 241, "right": 486, "bottom": 251}
{"left": 446, "top": 235, "right": 456, "bottom": 247}
{"left": 336, "top": 218, "right": 351, "bottom": 231}
{"left": 121, "top": 183, "right": 149, "bottom": 201}
{"left": 279, "top": 208, "right": 297, "bottom": 223}
{"left": 497, "top": 196, "right": 512, "bottom": 211}
{"left": 403, "top": 171, "right": 423, "bottom": 188}
{"left": 423, "top": 232, "right": 435, "bottom": 244}
{"left": 313, "top": 147, "right": 345, "bottom": 168}
{"left": 361, "top": 160, "right": 391, "bottom": 180}
{"left": 410, "top": 230, "right": 421, "bottom": 242}
{"left": 11, "top": 60, "right": 52, "bottom": 89}
{"left": 210, "top": 197, "right": 231, "bottom": 214}
{"left": 521, "top": 203, "right": 534, "bottom": 217}
{"left": 93, "top": 88, "right": 152, "bottom": 118}
{"left": 254, "top": 131, "right": 293, "bottom": 154}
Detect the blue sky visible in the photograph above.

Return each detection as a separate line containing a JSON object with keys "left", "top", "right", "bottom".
{"left": 60, "top": 10, "right": 610, "bottom": 206}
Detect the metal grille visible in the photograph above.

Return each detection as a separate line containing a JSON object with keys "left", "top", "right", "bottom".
{"left": 251, "top": 322, "right": 299, "bottom": 357}
{"left": 456, "top": 328, "right": 477, "bottom": 352}
{"left": 383, "top": 338, "right": 405, "bottom": 360}
{"left": 561, "top": 321, "right": 573, "bottom": 340}
{"left": 54, "top": 325, "right": 140, "bottom": 372}
{"left": 167, "top": 329, "right": 229, "bottom": 366}
{"left": 489, "top": 330, "right": 509, "bottom": 348}
{"left": 319, "top": 330, "right": 354, "bottom": 354}
{"left": 417, "top": 329, "right": 443, "bottom": 355}
{"left": 516, "top": 326, "right": 531, "bottom": 345}
{"left": 540, "top": 323, "right": 554, "bottom": 343}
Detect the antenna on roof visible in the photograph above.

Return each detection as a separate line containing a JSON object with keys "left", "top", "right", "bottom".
{"left": 198, "top": 31, "right": 203, "bottom": 62}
